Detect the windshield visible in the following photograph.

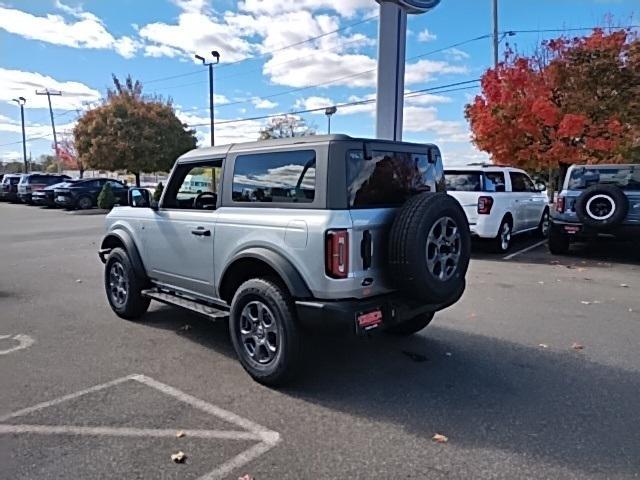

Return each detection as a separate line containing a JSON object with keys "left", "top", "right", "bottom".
{"left": 568, "top": 166, "right": 640, "bottom": 191}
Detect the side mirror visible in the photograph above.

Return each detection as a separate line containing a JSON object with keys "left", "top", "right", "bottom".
{"left": 536, "top": 182, "right": 546, "bottom": 192}
{"left": 129, "top": 188, "right": 154, "bottom": 209}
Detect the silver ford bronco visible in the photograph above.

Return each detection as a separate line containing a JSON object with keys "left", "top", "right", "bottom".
{"left": 99, "top": 135, "right": 470, "bottom": 385}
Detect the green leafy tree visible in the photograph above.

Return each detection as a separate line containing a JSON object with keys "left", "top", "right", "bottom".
{"left": 97, "top": 182, "right": 115, "bottom": 209}
{"left": 74, "top": 75, "right": 197, "bottom": 186}
{"left": 153, "top": 181, "right": 164, "bottom": 202}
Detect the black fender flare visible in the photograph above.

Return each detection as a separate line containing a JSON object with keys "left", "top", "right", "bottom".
{"left": 220, "top": 247, "right": 312, "bottom": 299}
{"left": 99, "top": 229, "right": 147, "bottom": 279}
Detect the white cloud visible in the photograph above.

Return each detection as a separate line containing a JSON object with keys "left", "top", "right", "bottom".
{"left": 238, "top": 0, "right": 373, "bottom": 17}
{"left": 417, "top": 28, "right": 437, "bottom": 42}
{"left": 294, "top": 96, "right": 335, "bottom": 112}
{"left": 444, "top": 47, "right": 470, "bottom": 61}
{"left": 0, "top": 3, "right": 139, "bottom": 58}
{"left": 405, "top": 59, "right": 467, "bottom": 84}
{"left": 0, "top": 68, "right": 102, "bottom": 110}
{"left": 252, "top": 98, "right": 278, "bottom": 109}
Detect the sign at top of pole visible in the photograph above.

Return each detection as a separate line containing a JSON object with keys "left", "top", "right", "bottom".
{"left": 376, "top": 0, "right": 441, "bottom": 14}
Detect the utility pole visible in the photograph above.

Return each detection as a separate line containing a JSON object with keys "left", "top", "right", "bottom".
{"left": 492, "top": 0, "right": 499, "bottom": 67}
{"left": 195, "top": 51, "right": 220, "bottom": 146}
{"left": 325, "top": 106, "right": 337, "bottom": 134}
{"left": 12, "top": 97, "right": 28, "bottom": 173}
{"left": 36, "top": 89, "right": 62, "bottom": 172}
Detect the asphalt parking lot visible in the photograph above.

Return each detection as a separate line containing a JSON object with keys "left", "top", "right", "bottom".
{"left": 1, "top": 203, "right": 639, "bottom": 479}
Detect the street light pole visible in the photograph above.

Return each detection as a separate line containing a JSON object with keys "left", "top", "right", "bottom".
{"left": 36, "top": 89, "right": 62, "bottom": 172}
{"left": 12, "top": 97, "right": 28, "bottom": 173}
{"left": 325, "top": 106, "right": 337, "bottom": 134}
{"left": 492, "top": 0, "right": 499, "bottom": 67}
{"left": 195, "top": 51, "right": 220, "bottom": 147}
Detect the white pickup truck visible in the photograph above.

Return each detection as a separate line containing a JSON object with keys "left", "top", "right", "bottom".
{"left": 445, "top": 165, "right": 549, "bottom": 252}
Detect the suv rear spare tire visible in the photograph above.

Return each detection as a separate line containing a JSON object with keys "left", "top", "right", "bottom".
{"left": 575, "top": 184, "right": 628, "bottom": 229}
{"left": 388, "top": 192, "right": 470, "bottom": 303}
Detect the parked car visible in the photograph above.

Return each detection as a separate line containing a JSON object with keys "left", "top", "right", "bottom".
{"left": 32, "top": 180, "right": 78, "bottom": 207}
{"left": 98, "top": 135, "right": 471, "bottom": 386}
{"left": 17, "top": 173, "right": 70, "bottom": 204}
{"left": 0, "top": 174, "right": 24, "bottom": 202}
{"left": 549, "top": 164, "right": 640, "bottom": 254}
{"left": 54, "top": 178, "right": 128, "bottom": 210}
{"left": 445, "top": 165, "right": 550, "bottom": 252}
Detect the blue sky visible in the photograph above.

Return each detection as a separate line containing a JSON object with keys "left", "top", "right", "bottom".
{"left": 0, "top": 0, "right": 637, "bottom": 167}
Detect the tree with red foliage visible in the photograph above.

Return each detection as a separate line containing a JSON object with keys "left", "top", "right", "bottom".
{"left": 57, "top": 137, "right": 85, "bottom": 178}
{"left": 466, "top": 27, "right": 639, "bottom": 183}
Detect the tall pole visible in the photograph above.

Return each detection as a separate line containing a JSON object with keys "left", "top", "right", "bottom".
{"left": 195, "top": 51, "right": 220, "bottom": 147}
{"left": 13, "top": 97, "right": 28, "bottom": 173}
{"left": 492, "top": 0, "right": 499, "bottom": 67}
{"left": 36, "top": 89, "right": 62, "bottom": 172}
{"left": 327, "top": 115, "right": 331, "bottom": 134}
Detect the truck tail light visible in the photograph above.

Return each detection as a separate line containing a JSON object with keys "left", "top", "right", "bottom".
{"left": 478, "top": 196, "right": 494, "bottom": 215}
{"left": 325, "top": 229, "right": 349, "bottom": 279}
{"left": 556, "top": 196, "right": 565, "bottom": 213}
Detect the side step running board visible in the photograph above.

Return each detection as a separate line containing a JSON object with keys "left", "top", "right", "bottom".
{"left": 142, "top": 289, "right": 229, "bottom": 320}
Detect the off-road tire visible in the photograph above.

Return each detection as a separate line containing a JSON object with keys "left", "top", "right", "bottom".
{"left": 548, "top": 224, "right": 570, "bottom": 255}
{"left": 104, "top": 247, "right": 150, "bottom": 320}
{"left": 229, "top": 278, "right": 302, "bottom": 386}
{"left": 575, "top": 184, "right": 628, "bottom": 229}
{"left": 385, "top": 312, "right": 435, "bottom": 335}
{"left": 388, "top": 192, "right": 470, "bottom": 303}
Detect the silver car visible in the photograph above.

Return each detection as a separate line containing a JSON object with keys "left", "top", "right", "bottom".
{"left": 99, "top": 135, "right": 470, "bottom": 385}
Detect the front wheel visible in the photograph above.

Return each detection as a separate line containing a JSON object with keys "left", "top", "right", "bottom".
{"left": 385, "top": 312, "right": 434, "bottom": 336}
{"left": 229, "top": 278, "right": 302, "bottom": 386}
{"left": 77, "top": 195, "right": 93, "bottom": 210}
{"left": 104, "top": 247, "right": 150, "bottom": 320}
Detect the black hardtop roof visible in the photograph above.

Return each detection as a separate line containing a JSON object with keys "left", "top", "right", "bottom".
{"left": 178, "top": 134, "right": 438, "bottom": 163}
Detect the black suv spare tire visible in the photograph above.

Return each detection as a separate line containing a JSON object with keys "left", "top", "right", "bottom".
{"left": 388, "top": 192, "right": 470, "bottom": 303}
{"left": 575, "top": 184, "right": 628, "bottom": 229}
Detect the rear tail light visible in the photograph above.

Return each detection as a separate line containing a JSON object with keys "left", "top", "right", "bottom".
{"left": 478, "top": 196, "right": 494, "bottom": 214}
{"left": 556, "top": 196, "right": 565, "bottom": 213}
{"left": 325, "top": 229, "right": 349, "bottom": 279}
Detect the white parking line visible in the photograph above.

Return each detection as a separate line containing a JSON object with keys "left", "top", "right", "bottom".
{"left": 503, "top": 240, "right": 548, "bottom": 260}
{"left": 0, "top": 334, "right": 35, "bottom": 355}
{"left": 0, "top": 374, "right": 281, "bottom": 480}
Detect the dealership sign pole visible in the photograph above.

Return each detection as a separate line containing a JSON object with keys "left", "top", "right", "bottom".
{"left": 375, "top": 0, "right": 441, "bottom": 141}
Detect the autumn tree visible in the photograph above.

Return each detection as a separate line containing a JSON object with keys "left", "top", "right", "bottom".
{"left": 466, "top": 27, "right": 639, "bottom": 182}
{"left": 74, "top": 75, "right": 196, "bottom": 186}
{"left": 259, "top": 115, "right": 316, "bottom": 140}
{"left": 57, "top": 137, "right": 85, "bottom": 177}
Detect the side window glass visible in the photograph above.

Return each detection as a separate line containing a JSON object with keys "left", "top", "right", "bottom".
{"left": 232, "top": 150, "right": 316, "bottom": 203}
{"left": 484, "top": 172, "right": 506, "bottom": 192}
{"left": 163, "top": 163, "right": 219, "bottom": 210}
{"left": 522, "top": 174, "right": 536, "bottom": 192}
{"left": 510, "top": 173, "right": 527, "bottom": 192}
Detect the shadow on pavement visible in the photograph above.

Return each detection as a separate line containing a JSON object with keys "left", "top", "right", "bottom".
{"left": 142, "top": 306, "right": 640, "bottom": 476}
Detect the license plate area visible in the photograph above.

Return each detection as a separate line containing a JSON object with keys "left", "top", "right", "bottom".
{"left": 356, "top": 308, "right": 383, "bottom": 333}
{"left": 56, "top": 195, "right": 66, "bottom": 202}
{"left": 563, "top": 225, "right": 581, "bottom": 234}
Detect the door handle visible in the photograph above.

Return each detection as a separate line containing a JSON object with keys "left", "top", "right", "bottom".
{"left": 191, "top": 227, "right": 211, "bottom": 237}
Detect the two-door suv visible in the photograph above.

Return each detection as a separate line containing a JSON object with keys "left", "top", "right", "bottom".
{"left": 549, "top": 163, "right": 640, "bottom": 254}
{"left": 99, "top": 135, "right": 470, "bottom": 385}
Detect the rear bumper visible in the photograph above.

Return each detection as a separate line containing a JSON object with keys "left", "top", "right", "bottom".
{"left": 295, "top": 283, "right": 465, "bottom": 336}
{"left": 551, "top": 219, "right": 640, "bottom": 239}
{"left": 469, "top": 216, "right": 501, "bottom": 239}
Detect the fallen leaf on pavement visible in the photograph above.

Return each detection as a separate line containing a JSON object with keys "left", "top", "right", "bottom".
{"left": 538, "top": 344, "right": 548, "bottom": 349}
{"left": 620, "top": 284, "right": 629, "bottom": 288}
{"left": 538, "top": 281, "right": 544, "bottom": 285}
{"left": 171, "top": 451, "right": 186, "bottom": 463}
{"left": 402, "top": 350, "right": 428, "bottom": 362}
{"left": 238, "top": 475, "right": 254, "bottom": 480}
{"left": 581, "top": 301, "right": 591, "bottom": 305}
{"left": 445, "top": 352, "right": 452, "bottom": 357}
{"left": 75, "top": 279, "right": 82, "bottom": 283}
{"left": 432, "top": 433, "right": 449, "bottom": 443}
{"left": 176, "top": 431, "right": 185, "bottom": 438}
{"left": 178, "top": 324, "right": 191, "bottom": 332}
{"left": 572, "top": 343, "right": 585, "bottom": 351}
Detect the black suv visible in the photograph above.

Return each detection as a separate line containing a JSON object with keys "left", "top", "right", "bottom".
{"left": 0, "top": 174, "right": 23, "bottom": 202}
{"left": 17, "top": 173, "right": 70, "bottom": 204}
{"left": 54, "top": 178, "right": 128, "bottom": 210}
{"left": 32, "top": 180, "right": 77, "bottom": 207}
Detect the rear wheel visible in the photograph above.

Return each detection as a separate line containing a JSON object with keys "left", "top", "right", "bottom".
{"left": 77, "top": 195, "right": 93, "bottom": 210}
{"left": 385, "top": 312, "right": 434, "bottom": 336}
{"left": 548, "top": 224, "right": 570, "bottom": 255}
{"left": 229, "top": 278, "right": 302, "bottom": 386}
{"left": 537, "top": 208, "right": 550, "bottom": 238}
{"left": 104, "top": 247, "right": 150, "bottom": 319}
{"left": 494, "top": 217, "right": 512, "bottom": 253}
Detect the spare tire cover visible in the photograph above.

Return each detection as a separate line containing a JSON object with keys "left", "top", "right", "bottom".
{"left": 575, "top": 184, "right": 628, "bottom": 229}
{"left": 388, "top": 192, "right": 470, "bottom": 303}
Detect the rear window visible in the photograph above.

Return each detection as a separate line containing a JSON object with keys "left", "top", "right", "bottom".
{"left": 445, "top": 171, "right": 506, "bottom": 192}
{"left": 232, "top": 150, "right": 316, "bottom": 203}
{"left": 347, "top": 150, "right": 432, "bottom": 208}
{"left": 568, "top": 166, "right": 640, "bottom": 191}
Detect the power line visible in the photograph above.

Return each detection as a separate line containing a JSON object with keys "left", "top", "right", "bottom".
{"left": 504, "top": 24, "right": 639, "bottom": 34}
